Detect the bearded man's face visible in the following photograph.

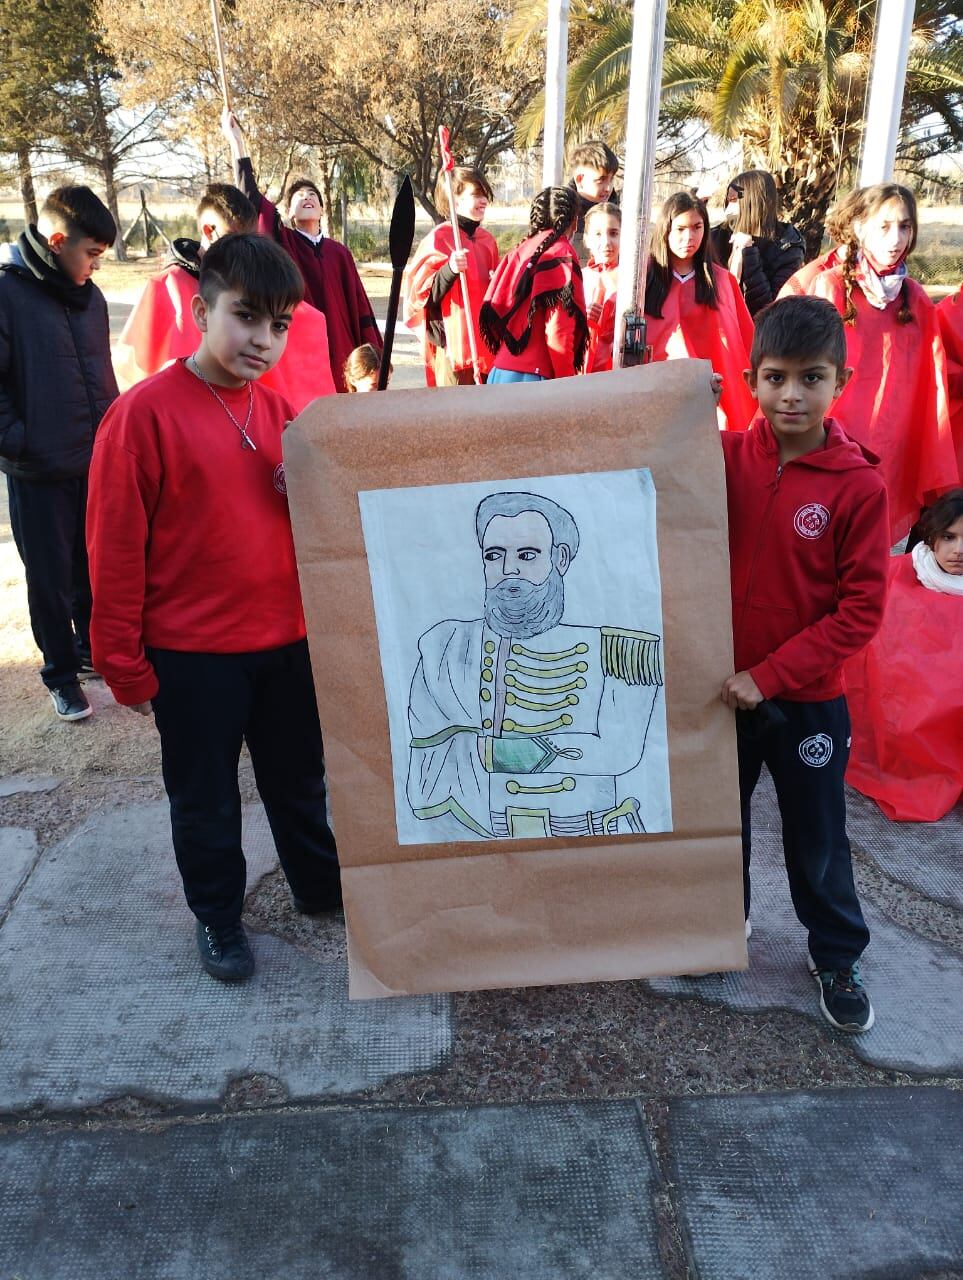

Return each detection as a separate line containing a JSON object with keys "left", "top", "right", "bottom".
{"left": 481, "top": 511, "right": 568, "bottom": 638}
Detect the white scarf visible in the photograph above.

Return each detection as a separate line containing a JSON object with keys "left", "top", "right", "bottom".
{"left": 855, "top": 252, "right": 906, "bottom": 311}
{"left": 912, "top": 542, "right": 963, "bottom": 596}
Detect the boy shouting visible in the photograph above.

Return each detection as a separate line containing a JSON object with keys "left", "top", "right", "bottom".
{"left": 87, "top": 234, "right": 341, "bottom": 983}
{"left": 721, "top": 296, "right": 889, "bottom": 1032}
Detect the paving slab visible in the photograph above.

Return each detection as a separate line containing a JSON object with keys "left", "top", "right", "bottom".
{"left": 0, "top": 1101, "right": 665, "bottom": 1280}
{"left": 648, "top": 776, "right": 963, "bottom": 1075}
{"left": 0, "top": 802, "right": 450, "bottom": 1112}
{"left": 667, "top": 1087, "right": 963, "bottom": 1280}
{"left": 0, "top": 826, "right": 37, "bottom": 915}
{"left": 0, "top": 773, "right": 59, "bottom": 798}
{"left": 846, "top": 785, "right": 963, "bottom": 910}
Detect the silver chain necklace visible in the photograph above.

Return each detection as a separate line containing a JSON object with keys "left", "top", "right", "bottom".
{"left": 189, "top": 355, "right": 257, "bottom": 451}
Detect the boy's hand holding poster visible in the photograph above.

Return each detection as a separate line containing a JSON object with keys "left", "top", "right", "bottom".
{"left": 284, "top": 362, "right": 746, "bottom": 997}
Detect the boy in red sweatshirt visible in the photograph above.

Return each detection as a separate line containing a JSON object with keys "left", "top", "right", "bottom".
{"left": 87, "top": 234, "right": 341, "bottom": 983}
{"left": 721, "top": 295, "right": 890, "bottom": 1032}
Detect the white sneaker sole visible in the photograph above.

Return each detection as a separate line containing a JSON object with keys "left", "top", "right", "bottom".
{"left": 806, "top": 953, "right": 875, "bottom": 1033}
{"left": 49, "top": 694, "right": 93, "bottom": 721}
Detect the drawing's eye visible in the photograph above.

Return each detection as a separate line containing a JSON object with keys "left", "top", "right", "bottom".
{"left": 518, "top": 550, "right": 539, "bottom": 561}
{"left": 483, "top": 549, "right": 502, "bottom": 561}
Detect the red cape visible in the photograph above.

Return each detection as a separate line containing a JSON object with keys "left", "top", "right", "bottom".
{"left": 778, "top": 248, "right": 839, "bottom": 299}
{"left": 646, "top": 265, "right": 756, "bottom": 431}
{"left": 844, "top": 555, "right": 963, "bottom": 821}
{"left": 403, "top": 223, "right": 499, "bottom": 384}
{"left": 810, "top": 269, "right": 957, "bottom": 540}
{"left": 935, "top": 285, "right": 963, "bottom": 482}
{"left": 582, "top": 258, "right": 618, "bottom": 373}
{"left": 113, "top": 263, "right": 336, "bottom": 411}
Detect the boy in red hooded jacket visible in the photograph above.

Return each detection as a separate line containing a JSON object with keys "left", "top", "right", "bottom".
{"left": 720, "top": 296, "right": 890, "bottom": 1034}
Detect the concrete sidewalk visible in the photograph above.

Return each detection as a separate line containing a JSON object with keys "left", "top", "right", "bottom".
{"left": 0, "top": 765, "right": 960, "bottom": 1278}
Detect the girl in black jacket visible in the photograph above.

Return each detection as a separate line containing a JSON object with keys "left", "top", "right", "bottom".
{"left": 710, "top": 170, "right": 805, "bottom": 316}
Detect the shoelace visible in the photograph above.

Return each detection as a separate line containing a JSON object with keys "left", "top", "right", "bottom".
{"left": 818, "top": 963, "right": 863, "bottom": 992}
{"left": 205, "top": 922, "right": 246, "bottom": 953}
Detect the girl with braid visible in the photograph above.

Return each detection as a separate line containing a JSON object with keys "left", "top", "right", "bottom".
{"left": 480, "top": 187, "right": 588, "bottom": 383}
{"left": 808, "top": 184, "right": 957, "bottom": 542}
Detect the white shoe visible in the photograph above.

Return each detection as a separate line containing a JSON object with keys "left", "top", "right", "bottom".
{"left": 745, "top": 918, "right": 752, "bottom": 940}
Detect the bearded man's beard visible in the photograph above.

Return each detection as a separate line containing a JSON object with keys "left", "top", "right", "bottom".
{"left": 484, "top": 570, "right": 565, "bottom": 638}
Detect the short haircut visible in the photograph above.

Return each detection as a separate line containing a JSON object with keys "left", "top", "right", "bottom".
{"left": 196, "top": 184, "right": 257, "bottom": 234}
{"left": 199, "top": 233, "right": 304, "bottom": 316}
{"left": 568, "top": 140, "right": 619, "bottom": 176}
{"left": 475, "top": 492, "right": 580, "bottom": 560}
{"left": 584, "top": 202, "right": 621, "bottom": 232}
{"left": 40, "top": 185, "right": 116, "bottom": 246}
{"left": 750, "top": 296, "right": 847, "bottom": 372}
{"left": 285, "top": 177, "right": 323, "bottom": 209}
{"left": 435, "top": 166, "right": 494, "bottom": 219}
{"left": 920, "top": 488, "right": 963, "bottom": 550}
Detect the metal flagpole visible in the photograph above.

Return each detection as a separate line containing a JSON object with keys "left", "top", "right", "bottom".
{"left": 542, "top": 0, "right": 570, "bottom": 188}
{"left": 858, "top": 0, "right": 914, "bottom": 185}
{"left": 611, "top": 0, "right": 669, "bottom": 369}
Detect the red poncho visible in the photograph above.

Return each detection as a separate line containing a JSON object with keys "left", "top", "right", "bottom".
{"left": 113, "top": 262, "right": 336, "bottom": 411}
{"left": 778, "top": 248, "right": 840, "bottom": 299}
{"left": 936, "top": 285, "right": 963, "bottom": 482}
{"left": 810, "top": 269, "right": 957, "bottom": 541}
{"left": 403, "top": 223, "right": 499, "bottom": 385}
{"left": 844, "top": 554, "right": 963, "bottom": 822}
{"left": 646, "top": 265, "right": 756, "bottom": 431}
{"left": 582, "top": 257, "right": 618, "bottom": 373}
{"left": 480, "top": 231, "right": 588, "bottom": 379}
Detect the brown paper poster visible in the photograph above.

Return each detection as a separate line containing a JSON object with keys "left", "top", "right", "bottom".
{"left": 284, "top": 361, "right": 746, "bottom": 997}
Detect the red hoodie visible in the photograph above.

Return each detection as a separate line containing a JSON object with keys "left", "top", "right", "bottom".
{"left": 721, "top": 416, "right": 890, "bottom": 702}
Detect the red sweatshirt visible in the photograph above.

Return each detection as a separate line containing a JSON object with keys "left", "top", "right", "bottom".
{"left": 87, "top": 360, "right": 306, "bottom": 706}
{"left": 721, "top": 416, "right": 890, "bottom": 702}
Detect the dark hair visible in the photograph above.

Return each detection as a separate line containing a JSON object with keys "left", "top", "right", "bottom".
{"left": 196, "top": 184, "right": 257, "bottom": 234}
{"left": 840, "top": 182, "right": 918, "bottom": 326}
{"left": 920, "top": 489, "right": 963, "bottom": 550}
{"left": 199, "top": 233, "right": 304, "bottom": 315}
{"left": 645, "top": 192, "right": 717, "bottom": 319}
{"left": 435, "top": 166, "right": 493, "bottom": 219}
{"left": 343, "top": 343, "right": 383, "bottom": 390}
{"left": 583, "top": 202, "right": 621, "bottom": 232}
{"left": 284, "top": 177, "right": 323, "bottom": 210}
{"left": 40, "top": 185, "right": 115, "bottom": 246}
{"left": 727, "top": 170, "right": 780, "bottom": 241}
{"left": 568, "top": 140, "right": 619, "bottom": 176}
{"left": 750, "top": 296, "right": 847, "bottom": 372}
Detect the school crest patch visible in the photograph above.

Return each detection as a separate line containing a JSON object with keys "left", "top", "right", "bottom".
{"left": 273, "top": 463, "right": 287, "bottom": 495}
{"left": 793, "top": 503, "right": 830, "bottom": 540}
{"left": 799, "top": 733, "right": 833, "bottom": 767}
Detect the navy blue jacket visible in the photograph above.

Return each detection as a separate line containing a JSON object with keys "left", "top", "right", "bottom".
{"left": 0, "top": 230, "right": 117, "bottom": 481}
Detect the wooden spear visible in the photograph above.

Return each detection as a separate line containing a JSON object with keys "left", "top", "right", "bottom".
{"left": 210, "top": 0, "right": 232, "bottom": 114}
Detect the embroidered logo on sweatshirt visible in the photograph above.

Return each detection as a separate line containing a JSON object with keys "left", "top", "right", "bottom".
{"left": 273, "top": 463, "right": 287, "bottom": 495}
{"left": 799, "top": 733, "right": 833, "bottom": 767}
{"left": 793, "top": 503, "right": 830, "bottom": 539}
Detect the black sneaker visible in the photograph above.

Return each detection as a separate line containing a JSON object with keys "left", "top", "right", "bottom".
{"left": 807, "top": 954, "right": 875, "bottom": 1032}
{"left": 196, "top": 920, "right": 255, "bottom": 982}
{"left": 48, "top": 682, "right": 93, "bottom": 721}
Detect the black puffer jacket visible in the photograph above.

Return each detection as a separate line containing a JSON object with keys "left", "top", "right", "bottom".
{"left": 0, "top": 228, "right": 117, "bottom": 481}
{"left": 711, "top": 221, "right": 805, "bottom": 316}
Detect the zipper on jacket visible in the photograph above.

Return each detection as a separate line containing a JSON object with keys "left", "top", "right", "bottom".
{"left": 65, "top": 305, "right": 100, "bottom": 434}
{"left": 735, "top": 461, "right": 782, "bottom": 640}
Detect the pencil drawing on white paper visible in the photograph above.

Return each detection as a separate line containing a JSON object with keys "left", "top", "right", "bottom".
{"left": 360, "top": 470, "right": 672, "bottom": 845}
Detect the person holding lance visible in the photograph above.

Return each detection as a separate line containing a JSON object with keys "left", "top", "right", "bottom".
{"left": 221, "top": 108, "right": 381, "bottom": 392}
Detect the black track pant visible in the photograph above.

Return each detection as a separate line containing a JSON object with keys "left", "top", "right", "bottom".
{"left": 149, "top": 639, "right": 340, "bottom": 926}
{"left": 7, "top": 473, "right": 90, "bottom": 690}
{"left": 738, "top": 695, "right": 869, "bottom": 969}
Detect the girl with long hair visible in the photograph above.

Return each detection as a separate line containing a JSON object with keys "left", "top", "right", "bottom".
{"left": 711, "top": 170, "right": 805, "bottom": 315}
{"left": 779, "top": 188, "right": 867, "bottom": 299}
{"left": 480, "top": 186, "right": 588, "bottom": 382}
{"left": 645, "top": 192, "right": 756, "bottom": 430}
{"left": 809, "top": 183, "right": 957, "bottom": 541}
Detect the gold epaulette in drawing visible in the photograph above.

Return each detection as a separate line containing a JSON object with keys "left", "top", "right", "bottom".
{"left": 600, "top": 627, "right": 663, "bottom": 687}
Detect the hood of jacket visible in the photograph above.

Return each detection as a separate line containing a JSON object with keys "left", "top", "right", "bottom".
{"left": 748, "top": 414, "right": 882, "bottom": 473}
{"left": 10, "top": 226, "right": 94, "bottom": 310}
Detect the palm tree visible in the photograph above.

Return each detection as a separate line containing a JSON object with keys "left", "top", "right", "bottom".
{"left": 508, "top": 0, "right": 963, "bottom": 254}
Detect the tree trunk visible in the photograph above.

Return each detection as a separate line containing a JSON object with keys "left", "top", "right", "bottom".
{"left": 319, "top": 150, "right": 334, "bottom": 239}
{"left": 17, "top": 144, "right": 38, "bottom": 226}
{"left": 86, "top": 66, "right": 127, "bottom": 260}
